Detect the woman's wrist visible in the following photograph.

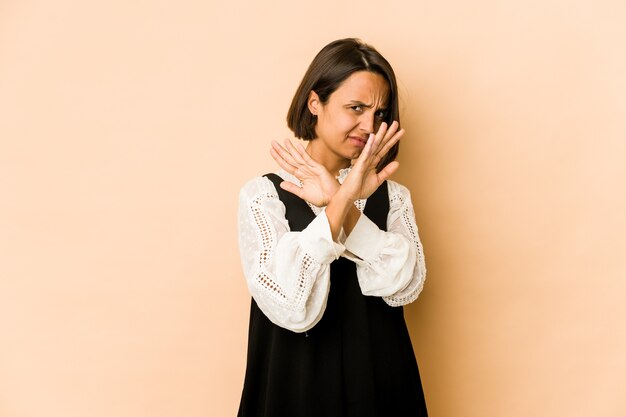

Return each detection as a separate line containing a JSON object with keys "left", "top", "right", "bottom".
{"left": 325, "top": 190, "right": 356, "bottom": 241}
{"left": 325, "top": 181, "right": 341, "bottom": 204}
{"left": 342, "top": 204, "right": 361, "bottom": 237}
{"left": 332, "top": 187, "right": 357, "bottom": 205}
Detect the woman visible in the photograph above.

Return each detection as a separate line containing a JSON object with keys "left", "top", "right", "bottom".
{"left": 237, "top": 38, "right": 428, "bottom": 416}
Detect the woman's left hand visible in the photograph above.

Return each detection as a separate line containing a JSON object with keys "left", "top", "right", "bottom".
{"left": 338, "top": 121, "right": 403, "bottom": 202}
{"left": 270, "top": 139, "right": 340, "bottom": 207}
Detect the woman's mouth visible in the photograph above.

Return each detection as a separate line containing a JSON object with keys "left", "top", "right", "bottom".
{"left": 348, "top": 136, "right": 368, "bottom": 148}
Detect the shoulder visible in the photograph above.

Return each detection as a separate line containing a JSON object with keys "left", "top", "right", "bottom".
{"left": 239, "top": 170, "right": 300, "bottom": 208}
{"left": 386, "top": 180, "right": 412, "bottom": 204}
{"left": 239, "top": 175, "right": 278, "bottom": 203}
{"left": 239, "top": 170, "right": 299, "bottom": 200}
{"left": 238, "top": 175, "right": 289, "bottom": 224}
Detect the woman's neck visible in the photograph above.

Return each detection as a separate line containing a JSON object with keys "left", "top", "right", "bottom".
{"left": 306, "top": 141, "right": 351, "bottom": 177}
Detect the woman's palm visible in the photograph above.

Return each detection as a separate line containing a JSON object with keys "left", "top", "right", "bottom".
{"left": 290, "top": 165, "right": 338, "bottom": 206}
{"left": 270, "top": 139, "right": 339, "bottom": 207}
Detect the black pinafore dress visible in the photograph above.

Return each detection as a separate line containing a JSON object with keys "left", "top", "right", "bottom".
{"left": 238, "top": 174, "right": 428, "bottom": 417}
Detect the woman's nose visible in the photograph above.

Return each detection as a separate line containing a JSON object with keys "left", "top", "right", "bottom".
{"left": 359, "top": 112, "right": 375, "bottom": 134}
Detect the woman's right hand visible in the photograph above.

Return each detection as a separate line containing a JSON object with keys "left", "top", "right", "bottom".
{"left": 270, "top": 139, "right": 340, "bottom": 207}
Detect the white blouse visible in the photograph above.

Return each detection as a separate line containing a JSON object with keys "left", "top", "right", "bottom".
{"left": 238, "top": 168, "right": 426, "bottom": 333}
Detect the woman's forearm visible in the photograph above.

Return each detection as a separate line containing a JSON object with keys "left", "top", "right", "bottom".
{"left": 325, "top": 190, "right": 360, "bottom": 241}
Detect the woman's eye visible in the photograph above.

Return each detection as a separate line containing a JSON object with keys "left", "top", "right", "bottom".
{"left": 375, "top": 110, "right": 387, "bottom": 119}
{"left": 351, "top": 106, "right": 363, "bottom": 113}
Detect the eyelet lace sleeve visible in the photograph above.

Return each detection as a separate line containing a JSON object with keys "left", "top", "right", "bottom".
{"left": 238, "top": 175, "right": 345, "bottom": 332}
{"left": 342, "top": 181, "right": 426, "bottom": 306}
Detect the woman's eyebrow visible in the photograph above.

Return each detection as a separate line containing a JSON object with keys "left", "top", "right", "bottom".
{"left": 347, "top": 100, "right": 373, "bottom": 108}
{"left": 347, "top": 100, "right": 387, "bottom": 110}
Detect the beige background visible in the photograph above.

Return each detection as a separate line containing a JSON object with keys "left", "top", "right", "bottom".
{"left": 1, "top": 0, "right": 625, "bottom": 416}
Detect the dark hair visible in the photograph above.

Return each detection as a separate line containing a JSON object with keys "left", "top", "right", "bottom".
{"left": 286, "top": 38, "right": 400, "bottom": 172}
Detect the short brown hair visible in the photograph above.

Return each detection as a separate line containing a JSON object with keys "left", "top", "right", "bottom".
{"left": 286, "top": 38, "right": 400, "bottom": 172}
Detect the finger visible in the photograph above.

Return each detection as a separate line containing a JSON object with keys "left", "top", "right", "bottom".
{"left": 369, "top": 122, "right": 388, "bottom": 156}
{"left": 270, "top": 142, "right": 294, "bottom": 167}
{"left": 353, "top": 132, "right": 376, "bottom": 170}
{"left": 377, "top": 128, "right": 404, "bottom": 159}
{"left": 270, "top": 147, "right": 298, "bottom": 174}
{"left": 375, "top": 121, "right": 389, "bottom": 139}
{"left": 374, "top": 120, "right": 399, "bottom": 155}
{"left": 369, "top": 121, "right": 397, "bottom": 159}
{"left": 296, "top": 142, "right": 320, "bottom": 168}
{"left": 272, "top": 140, "right": 298, "bottom": 166}
{"left": 284, "top": 139, "right": 308, "bottom": 166}
{"left": 272, "top": 140, "right": 300, "bottom": 168}
{"left": 376, "top": 160, "right": 400, "bottom": 183}
{"left": 279, "top": 180, "right": 304, "bottom": 199}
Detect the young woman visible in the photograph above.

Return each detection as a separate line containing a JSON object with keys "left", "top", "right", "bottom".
{"left": 237, "top": 38, "right": 428, "bottom": 417}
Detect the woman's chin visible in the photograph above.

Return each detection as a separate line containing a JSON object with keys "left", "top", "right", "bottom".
{"left": 348, "top": 149, "right": 364, "bottom": 160}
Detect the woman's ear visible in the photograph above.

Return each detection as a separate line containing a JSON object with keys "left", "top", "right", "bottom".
{"left": 307, "top": 91, "right": 321, "bottom": 116}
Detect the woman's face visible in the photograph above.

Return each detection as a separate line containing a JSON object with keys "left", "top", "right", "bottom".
{"left": 309, "top": 71, "right": 390, "bottom": 163}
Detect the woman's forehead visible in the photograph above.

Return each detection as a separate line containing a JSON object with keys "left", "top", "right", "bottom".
{"left": 333, "top": 71, "right": 389, "bottom": 105}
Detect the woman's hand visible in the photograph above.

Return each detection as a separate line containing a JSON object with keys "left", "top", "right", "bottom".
{"left": 270, "top": 139, "right": 340, "bottom": 207}
{"left": 338, "top": 121, "right": 403, "bottom": 202}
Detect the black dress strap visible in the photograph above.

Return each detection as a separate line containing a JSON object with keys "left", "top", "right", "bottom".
{"left": 264, "top": 173, "right": 316, "bottom": 231}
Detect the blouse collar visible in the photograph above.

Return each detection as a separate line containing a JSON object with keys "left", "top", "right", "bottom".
{"left": 336, "top": 166, "right": 351, "bottom": 183}
{"left": 280, "top": 166, "right": 352, "bottom": 185}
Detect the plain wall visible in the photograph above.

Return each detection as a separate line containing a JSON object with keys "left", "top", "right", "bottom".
{"left": 1, "top": 0, "right": 625, "bottom": 416}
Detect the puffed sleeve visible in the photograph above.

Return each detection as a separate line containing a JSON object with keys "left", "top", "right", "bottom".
{"left": 238, "top": 175, "right": 346, "bottom": 332}
{"left": 342, "top": 181, "right": 426, "bottom": 306}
